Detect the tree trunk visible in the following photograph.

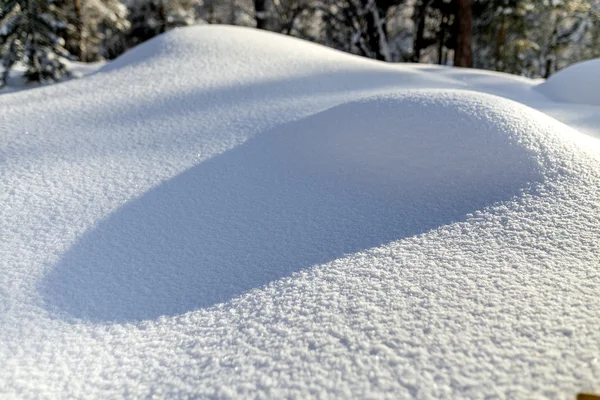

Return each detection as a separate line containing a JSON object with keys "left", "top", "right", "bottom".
{"left": 158, "top": 0, "right": 167, "bottom": 34}
{"left": 207, "top": 0, "right": 214, "bottom": 23}
{"left": 544, "top": 18, "right": 559, "bottom": 78}
{"left": 454, "top": 0, "right": 472, "bottom": 67}
{"left": 412, "top": 0, "right": 428, "bottom": 62}
{"left": 437, "top": 29, "right": 444, "bottom": 64}
{"left": 73, "top": 0, "right": 85, "bottom": 61}
{"left": 544, "top": 58, "right": 553, "bottom": 79}
{"left": 364, "top": 0, "right": 390, "bottom": 61}
{"left": 495, "top": 12, "right": 505, "bottom": 71}
{"left": 254, "top": 0, "right": 268, "bottom": 29}
{"left": 437, "top": 11, "right": 448, "bottom": 65}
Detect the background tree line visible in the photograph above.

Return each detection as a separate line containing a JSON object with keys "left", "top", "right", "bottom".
{"left": 0, "top": 0, "right": 599, "bottom": 87}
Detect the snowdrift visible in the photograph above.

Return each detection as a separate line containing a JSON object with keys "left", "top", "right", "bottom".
{"left": 537, "top": 58, "right": 600, "bottom": 106}
{"left": 43, "top": 91, "right": 553, "bottom": 322}
{"left": 1, "top": 25, "right": 600, "bottom": 399}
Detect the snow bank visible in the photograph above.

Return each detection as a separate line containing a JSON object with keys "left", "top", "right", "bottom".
{"left": 2, "top": 25, "right": 600, "bottom": 399}
{"left": 42, "top": 91, "right": 552, "bottom": 322}
{"left": 536, "top": 58, "right": 600, "bottom": 106}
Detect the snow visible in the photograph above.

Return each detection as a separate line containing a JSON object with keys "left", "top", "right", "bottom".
{"left": 0, "top": 61, "right": 104, "bottom": 95}
{"left": 536, "top": 58, "right": 600, "bottom": 106}
{"left": 1, "top": 25, "right": 600, "bottom": 398}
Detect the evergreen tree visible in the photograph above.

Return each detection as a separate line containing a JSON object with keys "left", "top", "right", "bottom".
{"left": 123, "top": 0, "right": 197, "bottom": 49}
{"left": 0, "top": 0, "right": 71, "bottom": 87}
{"left": 54, "top": 0, "right": 129, "bottom": 62}
{"left": 411, "top": 0, "right": 455, "bottom": 64}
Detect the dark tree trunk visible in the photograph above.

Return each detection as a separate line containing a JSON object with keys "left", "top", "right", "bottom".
{"left": 544, "top": 21, "right": 558, "bottom": 78}
{"left": 495, "top": 12, "right": 505, "bottom": 71}
{"left": 454, "top": 0, "right": 472, "bottom": 67}
{"left": 437, "top": 9, "right": 448, "bottom": 65}
{"left": 207, "top": 0, "right": 214, "bottom": 23}
{"left": 158, "top": 1, "right": 167, "bottom": 34}
{"left": 437, "top": 29, "right": 444, "bottom": 64}
{"left": 365, "top": 6, "right": 383, "bottom": 60}
{"left": 74, "top": 0, "right": 85, "bottom": 61}
{"left": 412, "top": 0, "right": 429, "bottom": 62}
{"left": 544, "top": 58, "right": 553, "bottom": 79}
{"left": 254, "top": 0, "right": 267, "bottom": 29}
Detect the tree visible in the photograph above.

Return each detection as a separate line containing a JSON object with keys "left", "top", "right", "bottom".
{"left": 454, "top": 0, "right": 472, "bottom": 66}
{"left": 471, "top": 0, "right": 530, "bottom": 73}
{"left": 120, "top": 0, "right": 197, "bottom": 50}
{"left": 411, "top": 0, "right": 432, "bottom": 62}
{"left": 312, "top": 0, "right": 405, "bottom": 61}
{"left": 411, "top": 0, "right": 454, "bottom": 64}
{"left": 540, "top": 0, "right": 600, "bottom": 77}
{"left": 53, "top": 0, "right": 129, "bottom": 61}
{"left": 0, "top": 0, "right": 71, "bottom": 87}
{"left": 253, "top": 0, "right": 267, "bottom": 29}
{"left": 271, "top": 0, "right": 311, "bottom": 35}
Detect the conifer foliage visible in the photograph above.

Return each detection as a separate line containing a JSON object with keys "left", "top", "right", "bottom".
{"left": 0, "top": 0, "right": 71, "bottom": 87}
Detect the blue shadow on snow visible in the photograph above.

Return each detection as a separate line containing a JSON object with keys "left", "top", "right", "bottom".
{"left": 41, "top": 111, "right": 538, "bottom": 323}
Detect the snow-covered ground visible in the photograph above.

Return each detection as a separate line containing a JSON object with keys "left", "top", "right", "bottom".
{"left": 0, "top": 61, "right": 104, "bottom": 95}
{"left": 1, "top": 25, "right": 599, "bottom": 398}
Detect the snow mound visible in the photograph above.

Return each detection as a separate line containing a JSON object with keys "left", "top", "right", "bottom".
{"left": 94, "top": 25, "right": 462, "bottom": 93}
{"left": 43, "top": 90, "right": 569, "bottom": 322}
{"left": 537, "top": 58, "right": 600, "bottom": 106}
{"left": 98, "top": 24, "right": 374, "bottom": 75}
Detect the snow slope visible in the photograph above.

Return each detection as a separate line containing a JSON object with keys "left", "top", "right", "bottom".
{"left": 1, "top": 25, "right": 600, "bottom": 398}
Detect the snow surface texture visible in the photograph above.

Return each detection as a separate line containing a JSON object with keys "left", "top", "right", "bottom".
{"left": 1, "top": 25, "right": 600, "bottom": 398}
{"left": 537, "top": 58, "right": 600, "bottom": 106}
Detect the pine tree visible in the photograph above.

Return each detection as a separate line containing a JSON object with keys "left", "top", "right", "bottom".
{"left": 0, "top": 0, "right": 71, "bottom": 87}
{"left": 124, "top": 0, "right": 197, "bottom": 48}
{"left": 53, "top": 0, "right": 129, "bottom": 62}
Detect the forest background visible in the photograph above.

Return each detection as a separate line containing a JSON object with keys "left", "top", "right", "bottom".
{"left": 0, "top": 0, "right": 598, "bottom": 87}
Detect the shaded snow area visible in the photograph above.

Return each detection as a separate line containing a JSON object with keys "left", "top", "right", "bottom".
{"left": 1, "top": 25, "right": 600, "bottom": 398}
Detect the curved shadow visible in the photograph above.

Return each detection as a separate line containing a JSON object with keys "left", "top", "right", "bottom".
{"left": 40, "top": 99, "right": 543, "bottom": 323}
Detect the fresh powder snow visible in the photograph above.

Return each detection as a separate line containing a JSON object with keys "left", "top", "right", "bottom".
{"left": 1, "top": 25, "right": 600, "bottom": 398}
